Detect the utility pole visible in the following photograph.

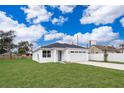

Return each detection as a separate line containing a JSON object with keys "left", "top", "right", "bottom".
{"left": 77, "top": 35, "right": 79, "bottom": 46}
{"left": 89, "top": 40, "right": 91, "bottom": 48}
{"left": 86, "top": 43, "right": 88, "bottom": 48}
{"left": 71, "top": 41, "right": 73, "bottom": 45}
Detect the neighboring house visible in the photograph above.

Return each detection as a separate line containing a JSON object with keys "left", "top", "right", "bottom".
{"left": 117, "top": 48, "right": 124, "bottom": 53}
{"left": 89, "top": 45, "right": 120, "bottom": 54}
{"left": 32, "top": 43, "right": 88, "bottom": 63}
{"left": 26, "top": 46, "right": 33, "bottom": 55}
{"left": 26, "top": 49, "right": 32, "bottom": 56}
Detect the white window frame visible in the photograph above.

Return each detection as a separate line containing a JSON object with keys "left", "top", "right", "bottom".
{"left": 42, "top": 50, "right": 51, "bottom": 58}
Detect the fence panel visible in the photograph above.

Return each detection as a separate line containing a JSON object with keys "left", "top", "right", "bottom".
{"left": 108, "top": 53, "right": 124, "bottom": 62}
{"left": 89, "top": 53, "right": 104, "bottom": 61}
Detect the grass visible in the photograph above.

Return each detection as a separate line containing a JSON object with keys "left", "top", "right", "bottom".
{"left": 0, "top": 59, "right": 124, "bottom": 88}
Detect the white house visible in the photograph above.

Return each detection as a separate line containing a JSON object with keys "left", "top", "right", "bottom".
{"left": 32, "top": 43, "right": 88, "bottom": 63}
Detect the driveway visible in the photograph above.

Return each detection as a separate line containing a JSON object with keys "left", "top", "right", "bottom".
{"left": 77, "top": 61, "right": 124, "bottom": 71}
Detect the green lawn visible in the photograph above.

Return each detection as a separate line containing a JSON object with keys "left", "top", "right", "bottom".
{"left": 0, "top": 59, "right": 124, "bottom": 88}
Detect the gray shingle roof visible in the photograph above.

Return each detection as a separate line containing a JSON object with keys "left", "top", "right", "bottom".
{"left": 41, "top": 43, "right": 85, "bottom": 48}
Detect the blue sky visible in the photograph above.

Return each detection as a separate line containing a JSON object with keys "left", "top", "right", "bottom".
{"left": 0, "top": 5, "right": 124, "bottom": 48}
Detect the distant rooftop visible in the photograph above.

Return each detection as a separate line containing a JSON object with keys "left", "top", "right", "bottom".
{"left": 93, "top": 45, "right": 120, "bottom": 53}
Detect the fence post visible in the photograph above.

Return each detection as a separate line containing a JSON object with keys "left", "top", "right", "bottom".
{"left": 104, "top": 48, "right": 108, "bottom": 62}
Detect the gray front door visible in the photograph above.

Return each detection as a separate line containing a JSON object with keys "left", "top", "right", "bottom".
{"left": 58, "top": 51, "right": 62, "bottom": 61}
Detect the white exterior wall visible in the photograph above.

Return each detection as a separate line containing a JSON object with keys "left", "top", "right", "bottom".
{"left": 66, "top": 48, "right": 88, "bottom": 62}
{"left": 53, "top": 49, "right": 57, "bottom": 62}
{"left": 61, "top": 50, "right": 66, "bottom": 61}
{"left": 32, "top": 49, "right": 55, "bottom": 63}
{"left": 32, "top": 48, "right": 66, "bottom": 63}
{"left": 64, "top": 50, "right": 70, "bottom": 61}
{"left": 89, "top": 53, "right": 104, "bottom": 61}
{"left": 32, "top": 51, "right": 39, "bottom": 62}
{"left": 33, "top": 48, "right": 88, "bottom": 63}
{"left": 108, "top": 53, "right": 124, "bottom": 62}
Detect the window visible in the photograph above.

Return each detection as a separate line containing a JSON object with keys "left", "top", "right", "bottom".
{"left": 75, "top": 51, "right": 78, "bottom": 53}
{"left": 70, "top": 51, "right": 74, "bottom": 53}
{"left": 70, "top": 51, "right": 86, "bottom": 53}
{"left": 43, "top": 51, "right": 46, "bottom": 57}
{"left": 47, "top": 51, "right": 51, "bottom": 57}
{"left": 78, "top": 51, "right": 85, "bottom": 53}
{"left": 79, "top": 51, "right": 82, "bottom": 53}
{"left": 42, "top": 50, "right": 51, "bottom": 58}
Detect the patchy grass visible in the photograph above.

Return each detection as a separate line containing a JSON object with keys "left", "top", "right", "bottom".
{"left": 0, "top": 59, "right": 124, "bottom": 88}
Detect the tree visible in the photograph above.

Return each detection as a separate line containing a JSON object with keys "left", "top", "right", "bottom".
{"left": 18, "top": 48, "right": 26, "bottom": 55}
{"left": 0, "top": 48, "right": 7, "bottom": 54}
{"left": 119, "top": 44, "right": 124, "bottom": 53}
{"left": 0, "top": 30, "right": 16, "bottom": 59}
{"left": 18, "top": 41, "right": 33, "bottom": 55}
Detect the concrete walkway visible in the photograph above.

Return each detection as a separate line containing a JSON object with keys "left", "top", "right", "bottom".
{"left": 77, "top": 61, "right": 124, "bottom": 71}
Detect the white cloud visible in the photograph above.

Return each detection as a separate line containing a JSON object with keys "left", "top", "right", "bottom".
{"left": 110, "top": 39, "right": 124, "bottom": 47}
{"left": 58, "top": 26, "right": 119, "bottom": 44}
{"left": 57, "top": 35, "right": 74, "bottom": 44}
{"left": 51, "top": 16, "right": 68, "bottom": 25}
{"left": 0, "top": 11, "right": 46, "bottom": 44}
{"left": 44, "top": 30, "right": 65, "bottom": 41}
{"left": 59, "top": 5, "right": 76, "bottom": 14}
{"left": 120, "top": 17, "right": 124, "bottom": 27}
{"left": 21, "top": 5, "right": 53, "bottom": 24}
{"left": 89, "top": 26, "right": 119, "bottom": 42}
{"left": 15, "top": 24, "right": 46, "bottom": 43}
{"left": 80, "top": 6, "right": 124, "bottom": 25}
{"left": 50, "top": 5, "right": 76, "bottom": 14}
{"left": 0, "top": 11, "right": 19, "bottom": 31}
{"left": 32, "top": 42, "right": 41, "bottom": 50}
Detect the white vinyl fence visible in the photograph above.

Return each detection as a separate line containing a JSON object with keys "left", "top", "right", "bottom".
{"left": 89, "top": 53, "right": 104, "bottom": 61}
{"left": 108, "top": 53, "right": 124, "bottom": 62}
{"left": 89, "top": 53, "right": 124, "bottom": 62}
